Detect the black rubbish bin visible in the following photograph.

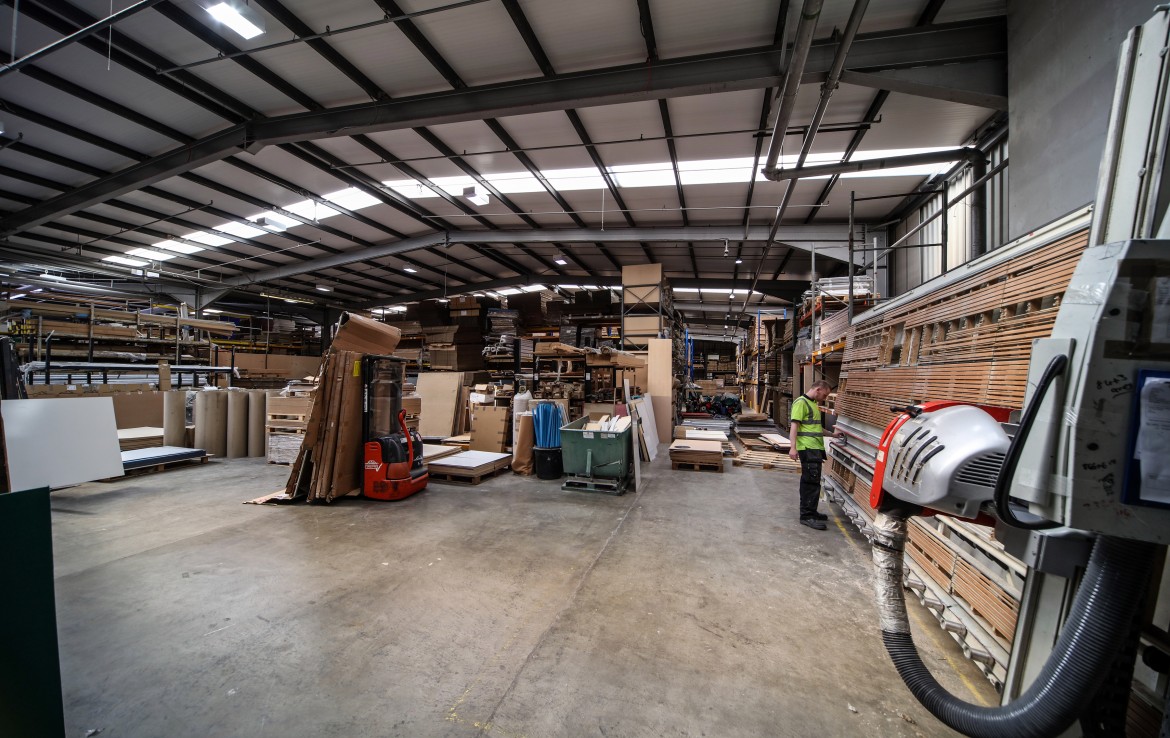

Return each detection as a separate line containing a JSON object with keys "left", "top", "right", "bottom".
{"left": 533, "top": 446, "right": 564, "bottom": 480}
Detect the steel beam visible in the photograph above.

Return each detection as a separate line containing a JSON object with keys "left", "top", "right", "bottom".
{"left": 0, "top": 19, "right": 1001, "bottom": 239}
{"left": 839, "top": 59, "right": 1007, "bottom": 110}
{"left": 220, "top": 225, "right": 856, "bottom": 287}
{"left": 255, "top": 19, "right": 1002, "bottom": 146}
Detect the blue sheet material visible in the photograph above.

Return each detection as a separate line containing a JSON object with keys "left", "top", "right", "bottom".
{"left": 121, "top": 446, "right": 207, "bottom": 469}
{"left": 532, "top": 402, "right": 565, "bottom": 449}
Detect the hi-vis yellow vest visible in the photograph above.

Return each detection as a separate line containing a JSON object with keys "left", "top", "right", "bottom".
{"left": 790, "top": 395, "right": 824, "bottom": 452}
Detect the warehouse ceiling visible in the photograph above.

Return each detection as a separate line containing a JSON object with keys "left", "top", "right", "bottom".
{"left": 0, "top": 0, "right": 1006, "bottom": 327}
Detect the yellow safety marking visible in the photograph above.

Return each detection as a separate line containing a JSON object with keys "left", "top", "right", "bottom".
{"left": 906, "top": 595, "right": 991, "bottom": 706}
{"left": 445, "top": 619, "right": 534, "bottom": 738}
{"left": 829, "top": 500, "right": 990, "bottom": 707}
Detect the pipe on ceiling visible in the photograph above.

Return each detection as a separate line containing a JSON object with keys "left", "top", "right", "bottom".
{"left": 742, "top": 0, "right": 866, "bottom": 328}
{"left": 0, "top": 0, "right": 166, "bottom": 79}
{"left": 765, "top": 147, "right": 982, "bottom": 181}
{"left": 761, "top": 0, "right": 824, "bottom": 173}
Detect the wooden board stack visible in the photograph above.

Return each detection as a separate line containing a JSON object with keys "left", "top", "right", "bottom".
{"left": 668, "top": 439, "right": 723, "bottom": 472}
{"left": 117, "top": 426, "right": 165, "bottom": 451}
{"left": 835, "top": 228, "right": 1088, "bottom": 428}
{"left": 427, "top": 450, "right": 512, "bottom": 485}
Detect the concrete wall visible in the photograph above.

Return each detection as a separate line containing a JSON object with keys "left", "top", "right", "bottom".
{"left": 1008, "top": 0, "right": 1154, "bottom": 239}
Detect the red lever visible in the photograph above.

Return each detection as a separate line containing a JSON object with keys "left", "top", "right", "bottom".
{"left": 398, "top": 408, "right": 413, "bottom": 464}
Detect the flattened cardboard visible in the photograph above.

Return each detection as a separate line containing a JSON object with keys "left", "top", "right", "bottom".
{"left": 330, "top": 312, "right": 402, "bottom": 354}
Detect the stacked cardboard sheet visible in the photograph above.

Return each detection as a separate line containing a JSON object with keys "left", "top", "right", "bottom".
{"left": 282, "top": 314, "right": 401, "bottom": 503}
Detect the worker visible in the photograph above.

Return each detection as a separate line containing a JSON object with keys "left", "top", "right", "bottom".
{"left": 788, "top": 380, "right": 841, "bottom": 530}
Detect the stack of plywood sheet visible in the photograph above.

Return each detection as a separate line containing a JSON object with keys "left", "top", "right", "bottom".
{"left": 668, "top": 439, "right": 723, "bottom": 472}
{"left": 116, "top": 426, "right": 165, "bottom": 451}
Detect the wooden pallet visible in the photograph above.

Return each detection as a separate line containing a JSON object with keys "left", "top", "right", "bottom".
{"left": 266, "top": 413, "right": 308, "bottom": 432}
{"left": 120, "top": 454, "right": 210, "bottom": 477}
{"left": 732, "top": 450, "right": 800, "bottom": 471}
{"left": 427, "top": 463, "right": 512, "bottom": 486}
{"left": 671, "top": 460, "right": 723, "bottom": 473}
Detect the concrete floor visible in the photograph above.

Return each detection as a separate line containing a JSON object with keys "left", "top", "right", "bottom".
{"left": 50, "top": 455, "right": 996, "bottom": 737}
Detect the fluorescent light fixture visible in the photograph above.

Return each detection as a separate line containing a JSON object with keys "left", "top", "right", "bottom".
{"left": 520, "top": 284, "right": 545, "bottom": 293}
{"left": 315, "top": 285, "right": 334, "bottom": 292}
{"left": 389, "top": 306, "right": 407, "bottom": 313}
{"left": 10, "top": 293, "right": 25, "bottom": 299}
{"left": 38, "top": 272, "right": 68, "bottom": 281}
{"left": 253, "top": 211, "right": 299, "bottom": 232}
{"left": 31, "top": 288, "right": 42, "bottom": 293}
{"left": 496, "top": 288, "right": 522, "bottom": 296}
{"left": 155, "top": 239, "right": 205, "bottom": 254}
{"left": 554, "top": 258, "right": 568, "bottom": 266}
{"left": 323, "top": 188, "right": 381, "bottom": 211}
{"left": 203, "top": 308, "right": 223, "bottom": 314}
{"left": 403, "top": 267, "right": 418, "bottom": 274}
{"left": 472, "top": 293, "right": 486, "bottom": 297}
{"left": 206, "top": 1, "right": 265, "bottom": 40}
{"left": 102, "top": 255, "right": 149, "bottom": 267}
{"left": 463, "top": 186, "right": 489, "bottom": 206}
{"left": 127, "top": 248, "right": 178, "bottom": 261}
{"left": 260, "top": 292, "right": 313, "bottom": 304}
{"left": 460, "top": 185, "right": 489, "bottom": 207}
{"left": 436, "top": 298, "right": 450, "bottom": 303}
{"left": 735, "top": 259, "right": 743, "bottom": 264}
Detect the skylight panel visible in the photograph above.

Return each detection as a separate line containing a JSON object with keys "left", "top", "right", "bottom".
{"left": 609, "top": 163, "right": 675, "bottom": 188}
{"left": 103, "top": 255, "right": 149, "bottom": 267}
{"left": 541, "top": 167, "right": 606, "bottom": 191}
{"left": 127, "top": 248, "right": 178, "bottom": 261}
{"left": 155, "top": 239, "right": 205, "bottom": 254}
{"left": 284, "top": 199, "right": 340, "bottom": 221}
{"left": 323, "top": 188, "right": 381, "bottom": 210}
{"left": 215, "top": 221, "right": 267, "bottom": 239}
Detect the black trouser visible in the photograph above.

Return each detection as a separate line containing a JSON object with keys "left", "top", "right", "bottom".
{"left": 797, "top": 449, "right": 826, "bottom": 519}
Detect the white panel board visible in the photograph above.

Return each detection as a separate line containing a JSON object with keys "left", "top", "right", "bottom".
{"left": 2, "top": 398, "right": 124, "bottom": 489}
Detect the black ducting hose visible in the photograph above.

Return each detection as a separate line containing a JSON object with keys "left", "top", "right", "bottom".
{"left": 994, "top": 354, "right": 1068, "bottom": 530}
{"left": 874, "top": 510, "right": 1157, "bottom": 738}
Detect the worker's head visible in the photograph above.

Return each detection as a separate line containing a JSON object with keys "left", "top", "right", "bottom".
{"left": 808, "top": 380, "right": 832, "bottom": 402}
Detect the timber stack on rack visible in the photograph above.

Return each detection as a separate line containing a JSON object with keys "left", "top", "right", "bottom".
{"left": 824, "top": 223, "right": 1090, "bottom": 689}
{"left": 1, "top": 296, "right": 236, "bottom": 364}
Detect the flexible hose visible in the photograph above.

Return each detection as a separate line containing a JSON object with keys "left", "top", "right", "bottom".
{"left": 993, "top": 354, "right": 1067, "bottom": 530}
{"left": 873, "top": 510, "right": 1156, "bottom": 738}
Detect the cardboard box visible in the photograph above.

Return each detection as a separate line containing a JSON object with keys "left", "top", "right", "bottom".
{"left": 469, "top": 405, "right": 509, "bottom": 452}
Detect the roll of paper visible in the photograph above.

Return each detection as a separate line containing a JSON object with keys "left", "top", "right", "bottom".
{"left": 163, "top": 390, "right": 187, "bottom": 447}
{"left": 226, "top": 390, "right": 248, "bottom": 458}
{"left": 247, "top": 390, "right": 267, "bottom": 457}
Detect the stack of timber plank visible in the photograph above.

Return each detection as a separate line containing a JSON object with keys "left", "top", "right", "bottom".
{"left": 835, "top": 228, "right": 1089, "bottom": 428}
{"left": 824, "top": 219, "right": 1088, "bottom": 688}
{"left": 282, "top": 314, "right": 401, "bottom": 502}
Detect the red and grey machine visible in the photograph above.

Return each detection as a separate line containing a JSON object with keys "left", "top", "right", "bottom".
{"left": 361, "top": 355, "right": 428, "bottom": 501}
